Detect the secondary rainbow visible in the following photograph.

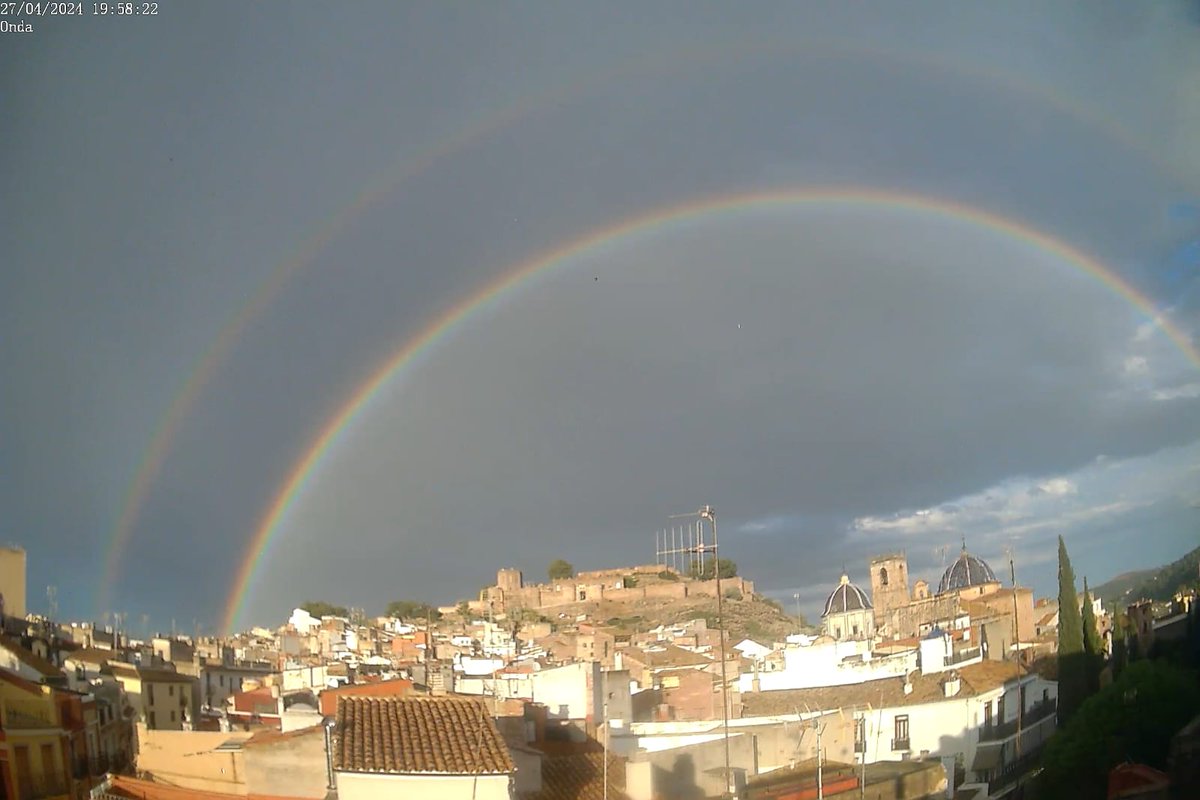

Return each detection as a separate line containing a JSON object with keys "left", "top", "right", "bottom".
{"left": 103, "top": 38, "right": 1173, "bottom": 613}
{"left": 220, "top": 186, "right": 1199, "bottom": 632}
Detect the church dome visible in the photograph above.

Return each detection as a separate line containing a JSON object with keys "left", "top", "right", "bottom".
{"left": 937, "top": 547, "right": 997, "bottom": 594}
{"left": 823, "top": 574, "right": 873, "bottom": 617}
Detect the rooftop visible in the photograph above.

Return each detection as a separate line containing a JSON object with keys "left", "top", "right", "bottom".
{"left": 741, "top": 660, "right": 1028, "bottom": 715}
{"left": 531, "top": 752, "right": 630, "bottom": 800}
{"left": 0, "top": 635, "right": 65, "bottom": 679}
{"left": 334, "top": 696, "right": 514, "bottom": 775}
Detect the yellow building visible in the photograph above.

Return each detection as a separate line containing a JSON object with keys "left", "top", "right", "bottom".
{"left": 108, "top": 664, "right": 197, "bottom": 732}
{"left": 0, "top": 669, "right": 71, "bottom": 800}
{"left": 0, "top": 546, "right": 26, "bottom": 621}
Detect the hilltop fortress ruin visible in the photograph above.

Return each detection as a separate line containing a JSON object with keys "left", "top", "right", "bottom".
{"left": 471, "top": 564, "right": 755, "bottom": 615}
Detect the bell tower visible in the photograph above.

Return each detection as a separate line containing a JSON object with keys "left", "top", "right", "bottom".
{"left": 869, "top": 553, "right": 911, "bottom": 626}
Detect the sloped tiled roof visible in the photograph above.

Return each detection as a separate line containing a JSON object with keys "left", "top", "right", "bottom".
{"left": 0, "top": 635, "right": 65, "bottom": 679}
{"left": 334, "top": 696, "right": 514, "bottom": 775}
{"left": 532, "top": 752, "right": 629, "bottom": 800}
{"left": 742, "top": 660, "right": 1026, "bottom": 716}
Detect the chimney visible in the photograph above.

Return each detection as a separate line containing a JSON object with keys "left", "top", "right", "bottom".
{"left": 942, "top": 671, "right": 961, "bottom": 698}
{"left": 903, "top": 675, "right": 913, "bottom": 695}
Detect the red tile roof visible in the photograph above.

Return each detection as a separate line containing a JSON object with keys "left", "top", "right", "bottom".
{"left": 334, "top": 696, "right": 514, "bottom": 775}
{"left": 531, "top": 752, "right": 629, "bottom": 800}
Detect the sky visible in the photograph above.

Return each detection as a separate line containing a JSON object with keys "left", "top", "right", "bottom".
{"left": 4, "top": 1, "right": 1200, "bottom": 634}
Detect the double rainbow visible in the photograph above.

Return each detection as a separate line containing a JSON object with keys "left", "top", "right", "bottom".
{"left": 219, "top": 187, "right": 1198, "bottom": 633}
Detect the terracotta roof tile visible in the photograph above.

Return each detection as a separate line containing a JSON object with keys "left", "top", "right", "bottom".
{"left": 334, "top": 696, "right": 514, "bottom": 775}
{"left": 532, "top": 752, "right": 629, "bottom": 800}
{"left": 742, "top": 661, "right": 1026, "bottom": 716}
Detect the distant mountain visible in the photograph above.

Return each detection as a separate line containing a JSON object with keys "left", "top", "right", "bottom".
{"left": 1093, "top": 543, "right": 1200, "bottom": 609}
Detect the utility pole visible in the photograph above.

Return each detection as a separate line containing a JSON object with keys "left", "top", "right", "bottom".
{"left": 1007, "top": 546, "right": 1024, "bottom": 762}
{"left": 814, "top": 716, "right": 824, "bottom": 800}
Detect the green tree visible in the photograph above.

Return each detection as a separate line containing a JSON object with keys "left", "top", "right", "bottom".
{"left": 301, "top": 601, "right": 348, "bottom": 619}
{"left": 456, "top": 601, "right": 472, "bottom": 619}
{"left": 1038, "top": 659, "right": 1200, "bottom": 800}
{"left": 385, "top": 600, "right": 441, "bottom": 621}
{"left": 1081, "top": 577, "right": 1104, "bottom": 692}
{"left": 691, "top": 558, "right": 738, "bottom": 580}
{"left": 1057, "top": 536, "right": 1087, "bottom": 723}
{"left": 548, "top": 559, "right": 575, "bottom": 581}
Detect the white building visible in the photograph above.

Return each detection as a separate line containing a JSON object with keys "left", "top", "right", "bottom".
{"left": 287, "top": 608, "right": 321, "bottom": 635}
{"left": 742, "top": 659, "right": 1056, "bottom": 796}
{"left": 740, "top": 636, "right": 917, "bottom": 692}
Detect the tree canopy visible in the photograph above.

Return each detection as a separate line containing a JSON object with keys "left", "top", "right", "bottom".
{"left": 385, "top": 600, "right": 441, "bottom": 621}
{"left": 1037, "top": 659, "right": 1200, "bottom": 799}
{"left": 1057, "top": 536, "right": 1087, "bottom": 722}
{"left": 548, "top": 559, "right": 575, "bottom": 581}
{"left": 300, "top": 601, "right": 348, "bottom": 619}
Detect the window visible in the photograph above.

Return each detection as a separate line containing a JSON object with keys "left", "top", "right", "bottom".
{"left": 169, "top": 685, "right": 175, "bottom": 697}
{"left": 984, "top": 701, "right": 993, "bottom": 727}
{"left": 893, "top": 715, "right": 909, "bottom": 750}
{"left": 149, "top": 711, "right": 156, "bottom": 728}
{"left": 855, "top": 718, "right": 866, "bottom": 753}
{"left": 852, "top": 624, "right": 860, "bottom": 637}
{"left": 147, "top": 685, "right": 154, "bottom": 704}
{"left": 170, "top": 710, "right": 176, "bottom": 723}
{"left": 998, "top": 695, "right": 1006, "bottom": 723}
{"left": 219, "top": 675, "right": 225, "bottom": 687}
{"left": 880, "top": 567, "right": 889, "bottom": 586}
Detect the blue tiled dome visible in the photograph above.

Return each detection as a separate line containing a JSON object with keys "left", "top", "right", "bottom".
{"left": 823, "top": 574, "right": 873, "bottom": 617}
{"left": 937, "top": 547, "right": 997, "bottom": 594}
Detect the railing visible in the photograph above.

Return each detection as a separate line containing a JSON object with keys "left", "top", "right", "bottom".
{"left": 892, "top": 737, "right": 910, "bottom": 751}
{"left": 4, "top": 708, "right": 56, "bottom": 729}
{"left": 989, "top": 750, "right": 1044, "bottom": 791}
{"left": 978, "top": 701, "right": 1057, "bottom": 743}
{"left": 944, "top": 647, "right": 982, "bottom": 667}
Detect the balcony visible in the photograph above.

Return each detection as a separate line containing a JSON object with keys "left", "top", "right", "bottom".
{"left": 943, "top": 647, "right": 982, "bottom": 667}
{"left": 988, "top": 750, "right": 1044, "bottom": 792}
{"left": 892, "top": 737, "right": 910, "bottom": 751}
{"left": 978, "top": 701, "right": 1057, "bottom": 743}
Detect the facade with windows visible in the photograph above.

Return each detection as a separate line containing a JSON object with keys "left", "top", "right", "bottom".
{"left": 108, "top": 664, "right": 197, "bottom": 731}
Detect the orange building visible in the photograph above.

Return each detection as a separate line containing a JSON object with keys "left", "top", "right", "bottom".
{"left": 318, "top": 678, "right": 413, "bottom": 715}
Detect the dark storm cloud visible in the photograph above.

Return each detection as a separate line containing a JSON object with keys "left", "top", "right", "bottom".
{"left": 3, "top": 1, "right": 1199, "bottom": 628}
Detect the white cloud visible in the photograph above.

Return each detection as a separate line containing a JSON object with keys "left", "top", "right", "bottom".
{"left": 1036, "top": 478, "right": 1076, "bottom": 496}
{"left": 1152, "top": 382, "right": 1200, "bottom": 401}
{"left": 1123, "top": 355, "right": 1149, "bottom": 375}
{"left": 851, "top": 440, "right": 1200, "bottom": 551}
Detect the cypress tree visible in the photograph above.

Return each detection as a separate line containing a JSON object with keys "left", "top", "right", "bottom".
{"left": 1057, "top": 535, "right": 1086, "bottom": 722}
{"left": 1081, "top": 577, "right": 1103, "bottom": 691}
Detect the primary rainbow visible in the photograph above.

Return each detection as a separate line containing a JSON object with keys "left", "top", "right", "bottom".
{"left": 220, "top": 186, "right": 1198, "bottom": 633}
{"left": 102, "top": 36, "right": 1176, "bottom": 614}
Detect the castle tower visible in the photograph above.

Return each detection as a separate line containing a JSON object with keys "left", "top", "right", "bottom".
{"left": 869, "top": 553, "right": 911, "bottom": 626}
{"left": 496, "top": 568, "right": 523, "bottom": 593}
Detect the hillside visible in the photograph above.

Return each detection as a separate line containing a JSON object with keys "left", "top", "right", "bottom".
{"left": 517, "top": 590, "right": 812, "bottom": 644}
{"left": 1093, "top": 543, "right": 1200, "bottom": 608}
